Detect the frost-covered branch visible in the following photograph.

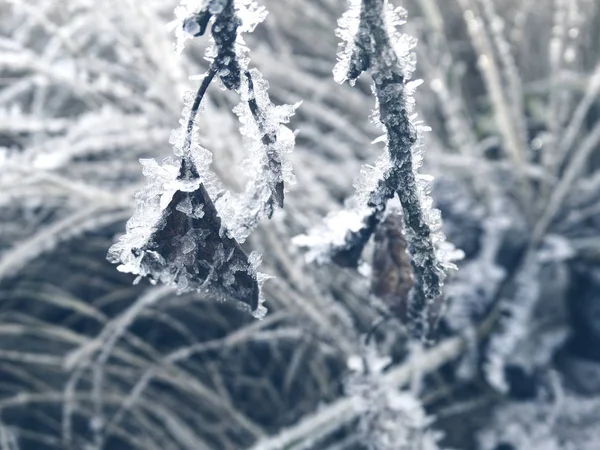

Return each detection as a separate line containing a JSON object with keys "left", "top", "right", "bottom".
{"left": 227, "top": 68, "right": 299, "bottom": 241}
{"left": 294, "top": 0, "right": 462, "bottom": 339}
{"left": 109, "top": 0, "right": 298, "bottom": 315}
{"left": 245, "top": 69, "right": 285, "bottom": 209}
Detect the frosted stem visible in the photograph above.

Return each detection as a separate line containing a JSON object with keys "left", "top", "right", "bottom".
{"left": 183, "top": 64, "right": 217, "bottom": 157}
{"left": 180, "top": 64, "right": 218, "bottom": 181}
{"left": 245, "top": 69, "right": 284, "bottom": 208}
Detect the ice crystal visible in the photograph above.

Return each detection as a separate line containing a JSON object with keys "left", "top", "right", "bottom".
{"left": 235, "top": 0, "right": 268, "bottom": 33}
{"left": 168, "top": 0, "right": 206, "bottom": 53}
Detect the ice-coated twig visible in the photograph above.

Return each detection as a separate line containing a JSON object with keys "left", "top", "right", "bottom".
{"left": 182, "top": 64, "right": 217, "bottom": 159}
{"left": 110, "top": 0, "right": 297, "bottom": 315}
{"left": 246, "top": 69, "right": 285, "bottom": 209}
{"left": 174, "top": 0, "right": 297, "bottom": 230}
{"left": 483, "top": 234, "right": 573, "bottom": 393}
{"left": 173, "top": 0, "right": 267, "bottom": 87}
{"left": 227, "top": 68, "right": 299, "bottom": 241}
{"left": 294, "top": 0, "right": 462, "bottom": 340}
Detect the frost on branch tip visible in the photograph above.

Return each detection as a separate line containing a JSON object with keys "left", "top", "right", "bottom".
{"left": 294, "top": 0, "right": 463, "bottom": 340}
{"left": 333, "top": 0, "right": 365, "bottom": 84}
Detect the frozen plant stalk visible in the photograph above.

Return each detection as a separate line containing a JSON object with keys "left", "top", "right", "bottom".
{"left": 109, "top": 0, "right": 298, "bottom": 316}
{"left": 295, "top": 0, "right": 462, "bottom": 339}
{"left": 107, "top": 69, "right": 264, "bottom": 314}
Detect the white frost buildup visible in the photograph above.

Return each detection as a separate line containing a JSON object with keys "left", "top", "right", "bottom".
{"left": 333, "top": 0, "right": 363, "bottom": 84}
{"left": 292, "top": 206, "right": 373, "bottom": 264}
{"left": 346, "top": 344, "right": 443, "bottom": 449}
{"left": 107, "top": 154, "right": 267, "bottom": 316}
{"left": 168, "top": 0, "right": 206, "bottom": 53}
{"left": 226, "top": 68, "right": 300, "bottom": 242}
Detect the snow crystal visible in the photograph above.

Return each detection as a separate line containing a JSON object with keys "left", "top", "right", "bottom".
{"left": 235, "top": 0, "right": 268, "bottom": 33}
{"left": 179, "top": 231, "right": 197, "bottom": 255}
{"left": 169, "top": 1, "right": 206, "bottom": 53}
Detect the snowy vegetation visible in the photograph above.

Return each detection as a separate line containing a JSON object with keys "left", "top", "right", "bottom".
{"left": 1, "top": 0, "right": 600, "bottom": 449}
